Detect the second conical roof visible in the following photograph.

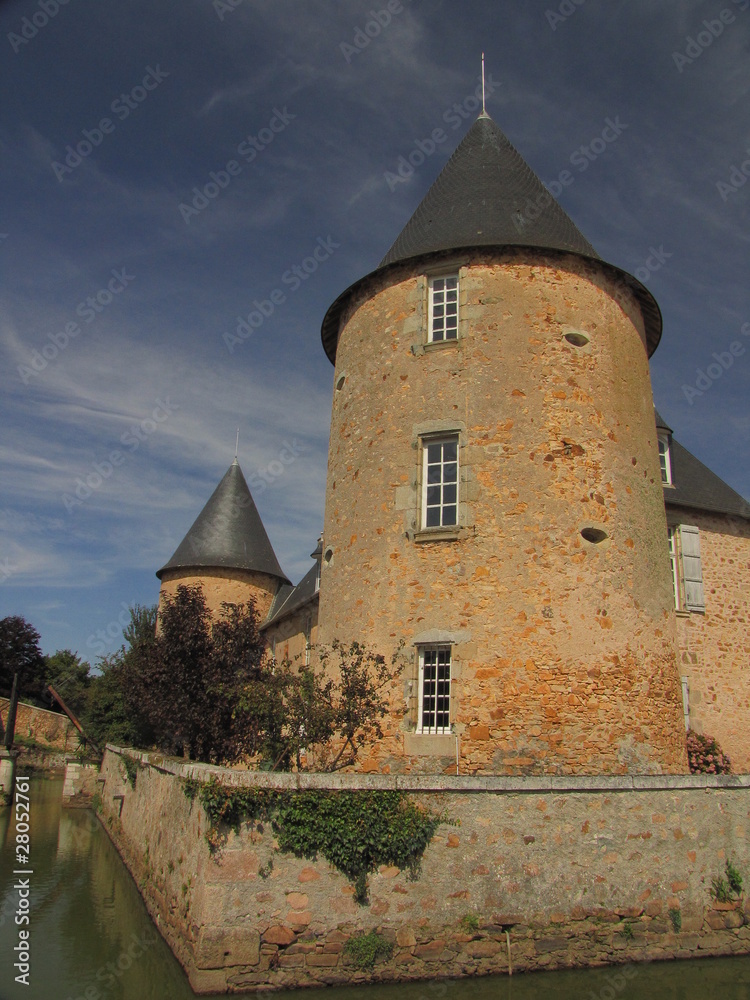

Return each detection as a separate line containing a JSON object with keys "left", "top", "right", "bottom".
{"left": 156, "top": 460, "right": 290, "bottom": 583}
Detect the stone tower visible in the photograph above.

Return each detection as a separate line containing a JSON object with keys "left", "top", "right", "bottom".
{"left": 157, "top": 459, "right": 290, "bottom": 621}
{"left": 317, "top": 113, "right": 687, "bottom": 776}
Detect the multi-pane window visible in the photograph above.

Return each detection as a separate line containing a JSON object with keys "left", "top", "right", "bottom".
{"left": 418, "top": 646, "right": 451, "bottom": 734}
{"left": 422, "top": 437, "right": 459, "bottom": 528}
{"left": 428, "top": 276, "right": 458, "bottom": 342}
{"left": 658, "top": 435, "right": 672, "bottom": 485}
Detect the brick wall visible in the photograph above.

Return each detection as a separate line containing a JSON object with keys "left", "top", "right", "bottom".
{"left": 99, "top": 749, "right": 749, "bottom": 994}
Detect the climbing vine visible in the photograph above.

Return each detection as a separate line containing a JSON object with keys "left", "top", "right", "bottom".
{"left": 182, "top": 777, "right": 445, "bottom": 903}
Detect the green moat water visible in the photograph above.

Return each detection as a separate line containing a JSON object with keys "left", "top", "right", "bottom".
{"left": 1, "top": 778, "right": 749, "bottom": 1000}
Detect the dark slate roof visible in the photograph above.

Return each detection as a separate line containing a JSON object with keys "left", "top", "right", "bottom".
{"left": 321, "top": 112, "right": 662, "bottom": 363}
{"left": 156, "top": 460, "right": 290, "bottom": 582}
{"left": 379, "top": 113, "right": 599, "bottom": 267}
{"left": 262, "top": 562, "right": 319, "bottom": 628}
{"left": 654, "top": 409, "right": 673, "bottom": 434}
{"left": 665, "top": 438, "right": 750, "bottom": 520}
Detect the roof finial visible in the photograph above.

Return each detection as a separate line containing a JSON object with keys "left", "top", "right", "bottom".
{"left": 234, "top": 427, "right": 240, "bottom": 464}
{"left": 481, "top": 52, "right": 486, "bottom": 115}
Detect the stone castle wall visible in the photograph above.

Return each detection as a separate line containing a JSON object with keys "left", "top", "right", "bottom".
{"left": 318, "top": 250, "right": 686, "bottom": 776}
{"left": 670, "top": 509, "right": 750, "bottom": 771}
{"left": 0, "top": 697, "right": 77, "bottom": 752}
{"left": 263, "top": 602, "right": 318, "bottom": 665}
{"left": 158, "top": 568, "right": 281, "bottom": 624}
{"left": 99, "top": 748, "right": 749, "bottom": 994}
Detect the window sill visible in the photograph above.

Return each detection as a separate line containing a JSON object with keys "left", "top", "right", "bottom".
{"left": 404, "top": 733, "right": 455, "bottom": 756}
{"left": 424, "top": 338, "right": 459, "bottom": 351}
{"left": 413, "top": 526, "right": 462, "bottom": 543}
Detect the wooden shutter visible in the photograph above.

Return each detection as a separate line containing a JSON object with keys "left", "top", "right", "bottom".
{"left": 679, "top": 524, "right": 705, "bottom": 613}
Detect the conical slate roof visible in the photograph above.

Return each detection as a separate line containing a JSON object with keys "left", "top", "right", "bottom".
{"left": 321, "top": 112, "right": 662, "bottom": 362}
{"left": 156, "top": 460, "right": 290, "bottom": 583}
{"left": 379, "top": 113, "right": 599, "bottom": 267}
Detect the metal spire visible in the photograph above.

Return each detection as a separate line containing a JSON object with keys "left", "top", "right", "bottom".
{"left": 481, "top": 52, "right": 486, "bottom": 115}
{"left": 234, "top": 427, "right": 240, "bottom": 464}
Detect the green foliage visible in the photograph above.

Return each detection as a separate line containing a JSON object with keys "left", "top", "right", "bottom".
{"left": 44, "top": 649, "right": 91, "bottom": 715}
{"left": 621, "top": 922, "right": 634, "bottom": 940}
{"left": 82, "top": 655, "right": 153, "bottom": 749}
{"left": 668, "top": 908, "right": 682, "bottom": 932}
{"left": 460, "top": 914, "right": 480, "bottom": 932}
{"left": 343, "top": 931, "right": 393, "bottom": 969}
{"left": 711, "top": 876, "right": 732, "bottom": 903}
{"left": 182, "top": 778, "right": 444, "bottom": 903}
{"left": 0, "top": 615, "right": 47, "bottom": 705}
{"left": 726, "top": 860, "right": 743, "bottom": 896}
{"left": 122, "top": 755, "right": 140, "bottom": 788}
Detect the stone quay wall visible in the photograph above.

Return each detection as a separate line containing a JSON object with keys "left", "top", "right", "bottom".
{"left": 98, "top": 747, "right": 750, "bottom": 994}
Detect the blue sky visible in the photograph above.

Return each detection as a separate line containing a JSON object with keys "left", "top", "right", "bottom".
{"left": 1, "top": 0, "right": 748, "bottom": 661}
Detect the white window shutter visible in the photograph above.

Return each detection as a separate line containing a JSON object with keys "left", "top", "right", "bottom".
{"left": 679, "top": 524, "right": 705, "bottom": 612}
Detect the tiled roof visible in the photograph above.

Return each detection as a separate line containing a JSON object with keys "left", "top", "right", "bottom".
{"left": 665, "top": 438, "right": 750, "bottom": 520}
{"left": 156, "top": 460, "right": 290, "bottom": 582}
{"left": 262, "top": 562, "right": 319, "bottom": 627}
{"left": 379, "top": 113, "right": 599, "bottom": 267}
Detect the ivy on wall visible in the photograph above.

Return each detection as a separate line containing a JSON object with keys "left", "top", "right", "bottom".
{"left": 182, "top": 778, "right": 445, "bottom": 903}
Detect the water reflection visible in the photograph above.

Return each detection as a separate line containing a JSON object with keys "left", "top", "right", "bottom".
{"left": 0, "top": 778, "right": 748, "bottom": 1000}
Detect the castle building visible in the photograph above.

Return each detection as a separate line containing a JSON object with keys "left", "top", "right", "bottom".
{"left": 158, "top": 112, "right": 750, "bottom": 775}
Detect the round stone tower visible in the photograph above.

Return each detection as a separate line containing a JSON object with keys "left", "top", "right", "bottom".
{"left": 157, "top": 459, "right": 290, "bottom": 622}
{"left": 317, "top": 113, "right": 687, "bottom": 776}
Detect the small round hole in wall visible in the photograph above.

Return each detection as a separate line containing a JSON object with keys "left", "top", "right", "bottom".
{"left": 335, "top": 374, "right": 346, "bottom": 391}
{"left": 581, "top": 527, "right": 608, "bottom": 544}
{"left": 564, "top": 332, "right": 590, "bottom": 348}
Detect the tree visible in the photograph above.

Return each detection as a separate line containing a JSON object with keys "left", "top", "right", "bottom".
{"left": 0, "top": 616, "right": 47, "bottom": 704}
{"left": 79, "top": 604, "right": 157, "bottom": 750}
{"left": 121, "top": 586, "right": 267, "bottom": 763}
{"left": 44, "top": 649, "right": 91, "bottom": 715}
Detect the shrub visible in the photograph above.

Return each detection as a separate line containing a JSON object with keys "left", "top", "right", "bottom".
{"left": 344, "top": 931, "right": 393, "bottom": 969}
{"left": 686, "top": 730, "right": 731, "bottom": 774}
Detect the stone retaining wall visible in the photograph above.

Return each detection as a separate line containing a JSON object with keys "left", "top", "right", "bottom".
{"left": 98, "top": 748, "right": 750, "bottom": 994}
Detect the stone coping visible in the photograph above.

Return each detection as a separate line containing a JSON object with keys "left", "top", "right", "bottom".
{"left": 105, "top": 746, "right": 750, "bottom": 793}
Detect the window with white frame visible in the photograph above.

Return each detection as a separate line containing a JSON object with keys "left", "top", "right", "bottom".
{"left": 417, "top": 646, "right": 451, "bottom": 734}
{"left": 428, "top": 275, "right": 459, "bottom": 342}
{"left": 658, "top": 434, "right": 672, "bottom": 485}
{"left": 668, "top": 524, "right": 705, "bottom": 613}
{"left": 422, "top": 436, "right": 459, "bottom": 528}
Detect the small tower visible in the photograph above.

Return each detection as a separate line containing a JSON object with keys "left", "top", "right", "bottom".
{"left": 157, "top": 459, "right": 290, "bottom": 621}
{"left": 317, "top": 112, "right": 687, "bottom": 775}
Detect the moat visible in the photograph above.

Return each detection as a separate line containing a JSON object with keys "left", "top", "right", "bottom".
{"left": 1, "top": 777, "right": 749, "bottom": 999}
